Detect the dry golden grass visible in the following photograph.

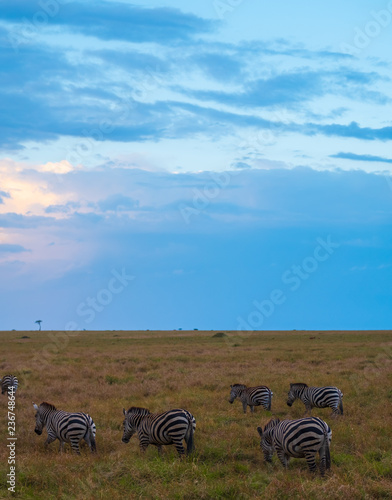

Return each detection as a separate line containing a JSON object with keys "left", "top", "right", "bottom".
{"left": 1, "top": 329, "right": 391, "bottom": 499}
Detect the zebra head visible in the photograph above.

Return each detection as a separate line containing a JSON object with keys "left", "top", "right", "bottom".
{"left": 257, "top": 418, "right": 279, "bottom": 463}
{"left": 33, "top": 402, "right": 55, "bottom": 435}
{"left": 229, "top": 384, "right": 246, "bottom": 404}
{"left": 287, "top": 383, "right": 308, "bottom": 407}
{"left": 33, "top": 402, "right": 44, "bottom": 435}
{"left": 122, "top": 407, "right": 150, "bottom": 443}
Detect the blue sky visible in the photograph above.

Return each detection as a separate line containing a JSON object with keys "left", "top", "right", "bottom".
{"left": 0, "top": 0, "right": 391, "bottom": 330}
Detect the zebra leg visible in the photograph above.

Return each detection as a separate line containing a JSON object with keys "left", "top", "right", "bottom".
{"left": 276, "top": 449, "right": 289, "bottom": 469}
{"left": 304, "top": 452, "right": 317, "bottom": 473}
{"left": 157, "top": 445, "right": 163, "bottom": 457}
{"left": 242, "top": 401, "right": 247, "bottom": 414}
{"left": 250, "top": 405, "right": 255, "bottom": 413}
{"left": 58, "top": 441, "right": 65, "bottom": 453}
{"left": 139, "top": 441, "right": 149, "bottom": 453}
{"left": 44, "top": 434, "right": 57, "bottom": 449}
{"left": 304, "top": 404, "right": 312, "bottom": 416}
{"left": 173, "top": 439, "right": 186, "bottom": 457}
{"left": 70, "top": 440, "right": 81, "bottom": 455}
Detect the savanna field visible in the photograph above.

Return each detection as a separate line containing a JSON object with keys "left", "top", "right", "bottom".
{"left": 1, "top": 330, "right": 392, "bottom": 499}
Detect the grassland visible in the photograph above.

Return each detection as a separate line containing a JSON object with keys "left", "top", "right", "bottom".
{"left": 0, "top": 329, "right": 391, "bottom": 499}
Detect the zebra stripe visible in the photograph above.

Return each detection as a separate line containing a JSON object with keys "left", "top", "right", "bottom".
{"left": 122, "top": 407, "right": 196, "bottom": 456}
{"left": 257, "top": 417, "right": 332, "bottom": 476}
{"left": 287, "top": 383, "right": 343, "bottom": 415}
{"left": 33, "top": 402, "right": 96, "bottom": 454}
{"left": 1, "top": 375, "right": 18, "bottom": 394}
{"left": 229, "top": 384, "right": 273, "bottom": 413}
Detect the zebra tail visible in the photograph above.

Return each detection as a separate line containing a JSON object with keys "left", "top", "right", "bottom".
{"left": 323, "top": 431, "right": 331, "bottom": 471}
{"left": 86, "top": 422, "right": 97, "bottom": 452}
{"left": 339, "top": 393, "right": 343, "bottom": 415}
{"left": 185, "top": 418, "right": 194, "bottom": 455}
{"left": 268, "top": 390, "right": 272, "bottom": 411}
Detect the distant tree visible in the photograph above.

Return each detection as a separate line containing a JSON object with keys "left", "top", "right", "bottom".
{"left": 35, "top": 320, "right": 42, "bottom": 331}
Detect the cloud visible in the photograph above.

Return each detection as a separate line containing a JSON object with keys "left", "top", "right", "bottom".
{"left": 0, "top": 213, "right": 55, "bottom": 228}
{"left": 2, "top": 1, "right": 216, "bottom": 44}
{"left": 39, "top": 160, "right": 75, "bottom": 174}
{"left": 304, "top": 122, "right": 392, "bottom": 141}
{"left": 45, "top": 201, "right": 81, "bottom": 214}
{"left": 97, "top": 194, "right": 139, "bottom": 212}
{"left": 179, "top": 68, "right": 387, "bottom": 108}
{"left": 0, "top": 243, "right": 29, "bottom": 253}
{"left": 1, "top": 161, "right": 391, "bottom": 330}
{"left": 0, "top": 190, "right": 11, "bottom": 204}
{"left": 330, "top": 152, "right": 392, "bottom": 164}
{"left": 232, "top": 162, "right": 251, "bottom": 169}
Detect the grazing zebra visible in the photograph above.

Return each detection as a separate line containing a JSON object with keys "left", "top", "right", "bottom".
{"left": 257, "top": 417, "right": 332, "bottom": 476}
{"left": 1, "top": 375, "right": 18, "bottom": 394}
{"left": 287, "top": 383, "right": 343, "bottom": 416}
{"left": 33, "top": 402, "right": 96, "bottom": 454}
{"left": 122, "top": 407, "right": 196, "bottom": 456}
{"left": 229, "top": 384, "right": 273, "bottom": 413}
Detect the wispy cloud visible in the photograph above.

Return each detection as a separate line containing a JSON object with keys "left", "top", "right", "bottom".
{"left": 330, "top": 152, "right": 392, "bottom": 164}
{"left": 2, "top": 1, "right": 216, "bottom": 44}
{"left": 0, "top": 243, "right": 29, "bottom": 253}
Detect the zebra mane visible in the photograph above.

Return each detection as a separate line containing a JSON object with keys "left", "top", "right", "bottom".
{"left": 231, "top": 383, "right": 247, "bottom": 388}
{"left": 40, "top": 402, "right": 57, "bottom": 411}
{"left": 127, "top": 406, "right": 151, "bottom": 415}
{"left": 263, "top": 417, "right": 280, "bottom": 432}
{"left": 290, "top": 383, "right": 308, "bottom": 389}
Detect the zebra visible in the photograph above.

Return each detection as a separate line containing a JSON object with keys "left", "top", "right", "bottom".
{"left": 33, "top": 402, "right": 96, "bottom": 454}
{"left": 229, "top": 384, "right": 273, "bottom": 413}
{"left": 287, "top": 383, "right": 343, "bottom": 416}
{"left": 257, "top": 417, "right": 332, "bottom": 476}
{"left": 1, "top": 375, "right": 18, "bottom": 394}
{"left": 122, "top": 407, "right": 196, "bottom": 457}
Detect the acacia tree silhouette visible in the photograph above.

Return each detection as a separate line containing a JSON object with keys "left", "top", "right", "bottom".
{"left": 35, "top": 320, "right": 42, "bottom": 331}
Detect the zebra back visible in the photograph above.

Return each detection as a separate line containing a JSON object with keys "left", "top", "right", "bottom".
{"left": 287, "top": 383, "right": 343, "bottom": 414}
{"left": 229, "top": 383, "right": 273, "bottom": 412}
{"left": 258, "top": 417, "right": 332, "bottom": 476}
{"left": 33, "top": 402, "right": 96, "bottom": 454}
{"left": 122, "top": 407, "right": 196, "bottom": 456}
{"left": 1, "top": 374, "right": 18, "bottom": 394}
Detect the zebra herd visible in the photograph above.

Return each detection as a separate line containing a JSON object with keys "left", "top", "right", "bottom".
{"left": 1, "top": 373, "right": 343, "bottom": 476}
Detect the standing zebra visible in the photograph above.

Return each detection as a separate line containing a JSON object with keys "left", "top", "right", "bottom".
{"left": 1, "top": 375, "right": 18, "bottom": 394}
{"left": 229, "top": 384, "right": 273, "bottom": 413}
{"left": 287, "top": 383, "right": 343, "bottom": 416}
{"left": 33, "top": 402, "right": 96, "bottom": 454}
{"left": 122, "top": 407, "right": 196, "bottom": 456}
{"left": 257, "top": 417, "right": 332, "bottom": 476}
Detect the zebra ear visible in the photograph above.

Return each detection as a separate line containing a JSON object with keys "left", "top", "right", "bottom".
{"left": 257, "top": 426, "right": 263, "bottom": 437}
{"left": 33, "top": 403, "right": 39, "bottom": 411}
{"left": 123, "top": 408, "right": 127, "bottom": 416}
{"left": 230, "top": 385, "right": 232, "bottom": 388}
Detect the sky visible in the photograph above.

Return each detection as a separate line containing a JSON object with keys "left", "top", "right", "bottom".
{"left": 0, "top": 0, "right": 391, "bottom": 331}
